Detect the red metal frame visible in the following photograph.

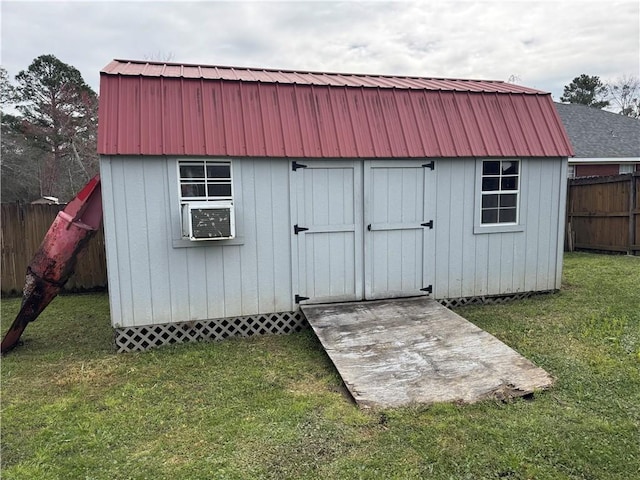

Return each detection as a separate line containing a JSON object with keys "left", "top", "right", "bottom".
{"left": 1, "top": 176, "right": 103, "bottom": 354}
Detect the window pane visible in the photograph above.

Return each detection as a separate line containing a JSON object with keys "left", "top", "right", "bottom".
{"left": 180, "top": 164, "right": 204, "bottom": 179}
{"left": 483, "top": 161, "right": 500, "bottom": 175}
{"left": 482, "top": 209, "right": 498, "bottom": 224}
{"left": 499, "top": 193, "right": 517, "bottom": 207}
{"left": 482, "top": 194, "right": 499, "bottom": 208}
{"left": 207, "top": 183, "right": 232, "bottom": 197}
{"left": 501, "top": 176, "right": 518, "bottom": 190}
{"left": 207, "top": 164, "right": 231, "bottom": 179}
{"left": 501, "top": 161, "right": 519, "bottom": 175}
{"left": 499, "top": 208, "right": 517, "bottom": 223}
{"left": 482, "top": 177, "right": 500, "bottom": 191}
{"left": 181, "top": 183, "right": 206, "bottom": 197}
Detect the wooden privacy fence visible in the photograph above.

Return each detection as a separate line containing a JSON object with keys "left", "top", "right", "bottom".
{"left": 1, "top": 203, "right": 107, "bottom": 296}
{"left": 566, "top": 173, "right": 640, "bottom": 255}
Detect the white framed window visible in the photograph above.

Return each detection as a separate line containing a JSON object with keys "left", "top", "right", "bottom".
{"left": 177, "top": 159, "right": 236, "bottom": 241}
{"left": 480, "top": 160, "right": 520, "bottom": 225}
{"left": 619, "top": 164, "right": 634, "bottom": 174}
{"left": 178, "top": 160, "right": 233, "bottom": 201}
{"left": 474, "top": 159, "right": 524, "bottom": 234}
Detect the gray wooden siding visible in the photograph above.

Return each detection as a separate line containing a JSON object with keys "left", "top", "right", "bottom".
{"left": 433, "top": 157, "right": 566, "bottom": 299}
{"left": 101, "top": 156, "right": 566, "bottom": 328}
{"left": 101, "top": 156, "right": 292, "bottom": 328}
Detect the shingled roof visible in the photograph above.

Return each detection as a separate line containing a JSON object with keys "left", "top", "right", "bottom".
{"left": 555, "top": 103, "right": 640, "bottom": 158}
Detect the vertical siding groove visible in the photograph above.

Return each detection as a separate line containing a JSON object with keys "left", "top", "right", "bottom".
{"left": 269, "top": 161, "right": 277, "bottom": 311}
{"left": 119, "top": 160, "right": 135, "bottom": 325}
{"left": 142, "top": 162, "right": 155, "bottom": 323}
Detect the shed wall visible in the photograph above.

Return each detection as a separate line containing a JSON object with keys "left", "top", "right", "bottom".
{"left": 101, "top": 156, "right": 566, "bottom": 328}
{"left": 433, "top": 157, "right": 566, "bottom": 299}
{"left": 100, "top": 156, "right": 293, "bottom": 328}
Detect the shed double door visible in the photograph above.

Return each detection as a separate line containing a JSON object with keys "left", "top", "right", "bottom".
{"left": 291, "top": 160, "right": 434, "bottom": 304}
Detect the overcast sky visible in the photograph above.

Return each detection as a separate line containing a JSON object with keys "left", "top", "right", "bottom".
{"left": 1, "top": 0, "right": 639, "bottom": 101}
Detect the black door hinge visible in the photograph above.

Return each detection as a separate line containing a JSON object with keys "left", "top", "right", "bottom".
{"left": 294, "top": 224, "right": 309, "bottom": 235}
{"left": 421, "top": 220, "right": 434, "bottom": 229}
{"left": 420, "top": 285, "right": 433, "bottom": 294}
{"left": 292, "top": 161, "right": 308, "bottom": 171}
{"left": 422, "top": 161, "right": 435, "bottom": 170}
{"left": 295, "top": 294, "right": 310, "bottom": 303}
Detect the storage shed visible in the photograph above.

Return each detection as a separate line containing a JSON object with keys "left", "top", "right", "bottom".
{"left": 98, "top": 60, "right": 574, "bottom": 351}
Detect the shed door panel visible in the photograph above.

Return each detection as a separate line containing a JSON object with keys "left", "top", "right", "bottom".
{"left": 364, "top": 161, "right": 432, "bottom": 299}
{"left": 292, "top": 161, "right": 363, "bottom": 303}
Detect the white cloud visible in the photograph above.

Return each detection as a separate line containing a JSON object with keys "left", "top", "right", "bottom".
{"left": 1, "top": 0, "right": 638, "bottom": 100}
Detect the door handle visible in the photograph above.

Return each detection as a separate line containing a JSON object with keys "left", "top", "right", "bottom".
{"left": 367, "top": 224, "right": 372, "bottom": 231}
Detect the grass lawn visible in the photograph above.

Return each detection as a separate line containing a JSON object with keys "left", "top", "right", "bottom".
{"left": 1, "top": 252, "right": 639, "bottom": 479}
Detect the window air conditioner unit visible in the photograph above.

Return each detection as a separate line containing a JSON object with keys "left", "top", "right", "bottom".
{"left": 182, "top": 202, "right": 235, "bottom": 241}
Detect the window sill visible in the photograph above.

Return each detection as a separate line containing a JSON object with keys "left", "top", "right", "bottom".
{"left": 172, "top": 236, "right": 245, "bottom": 248}
{"left": 473, "top": 224, "right": 524, "bottom": 235}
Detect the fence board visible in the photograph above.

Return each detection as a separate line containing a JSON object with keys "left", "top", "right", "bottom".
{"left": 566, "top": 173, "right": 639, "bottom": 255}
{"left": 1, "top": 204, "right": 107, "bottom": 296}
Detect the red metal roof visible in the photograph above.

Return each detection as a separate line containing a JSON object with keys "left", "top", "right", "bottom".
{"left": 98, "top": 60, "right": 574, "bottom": 158}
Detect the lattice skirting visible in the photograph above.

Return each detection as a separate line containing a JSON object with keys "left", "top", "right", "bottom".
{"left": 114, "top": 291, "right": 555, "bottom": 352}
{"left": 114, "top": 311, "right": 308, "bottom": 353}
{"left": 436, "top": 290, "right": 555, "bottom": 308}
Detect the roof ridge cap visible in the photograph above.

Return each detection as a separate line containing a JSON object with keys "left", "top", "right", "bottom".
{"left": 106, "top": 58, "right": 508, "bottom": 84}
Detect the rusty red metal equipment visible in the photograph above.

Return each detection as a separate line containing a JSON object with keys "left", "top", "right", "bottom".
{"left": 1, "top": 175, "right": 103, "bottom": 354}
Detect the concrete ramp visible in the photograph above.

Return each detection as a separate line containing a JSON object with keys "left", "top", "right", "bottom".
{"left": 301, "top": 297, "right": 553, "bottom": 408}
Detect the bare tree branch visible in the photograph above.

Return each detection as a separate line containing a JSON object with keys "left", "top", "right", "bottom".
{"left": 606, "top": 75, "right": 640, "bottom": 118}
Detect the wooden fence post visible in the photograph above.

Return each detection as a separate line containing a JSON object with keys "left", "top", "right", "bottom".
{"left": 631, "top": 173, "right": 639, "bottom": 255}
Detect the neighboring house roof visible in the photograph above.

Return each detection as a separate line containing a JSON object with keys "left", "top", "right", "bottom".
{"left": 30, "top": 196, "right": 59, "bottom": 205}
{"left": 554, "top": 102, "right": 640, "bottom": 159}
{"left": 98, "top": 59, "right": 574, "bottom": 158}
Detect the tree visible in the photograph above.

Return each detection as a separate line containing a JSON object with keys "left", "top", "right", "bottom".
{"left": 0, "top": 66, "right": 16, "bottom": 106}
{"left": 13, "top": 54, "right": 99, "bottom": 200}
{"left": 606, "top": 75, "right": 640, "bottom": 118}
{"left": 1, "top": 66, "right": 43, "bottom": 202}
{"left": 1, "top": 112, "right": 45, "bottom": 203}
{"left": 560, "top": 74, "right": 609, "bottom": 109}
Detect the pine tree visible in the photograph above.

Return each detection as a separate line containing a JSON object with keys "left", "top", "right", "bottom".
{"left": 14, "top": 54, "right": 98, "bottom": 200}
{"left": 560, "top": 74, "right": 609, "bottom": 109}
